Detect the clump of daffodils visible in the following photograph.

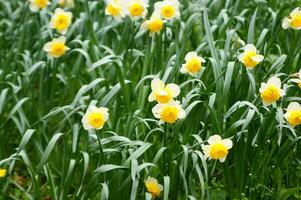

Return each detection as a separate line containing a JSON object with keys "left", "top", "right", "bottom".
{"left": 145, "top": 177, "right": 163, "bottom": 198}
{"left": 154, "top": 0, "right": 180, "bottom": 20}
{"left": 28, "top": 0, "right": 50, "bottom": 12}
{"left": 290, "top": 69, "right": 301, "bottom": 89}
{"left": 82, "top": 105, "right": 109, "bottom": 130}
{"left": 43, "top": 36, "right": 70, "bottom": 58}
{"left": 282, "top": 8, "right": 301, "bottom": 30}
{"left": 259, "top": 76, "right": 285, "bottom": 106}
{"left": 0, "top": 168, "right": 7, "bottom": 178}
{"left": 238, "top": 44, "right": 264, "bottom": 69}
{"left": 105, "top": 0, "right": 126, "bottom": 21}
{"left": 124, "top": 0, "right": 148, "bottom": 20}
{"left": 141, "top": 13, "right": 164, "bottom": 35}
{"left": 50, "top": 8, "right": 73, "bottom": 34}
{"left": 58, "top": 0, "right": 75, "bottom": 8}
{"left": 148, "top": 78, "right": 180, "bottom": 104}
{"left": 152, "top": 100, "right": 185, "bottom": 124}
{"left": 202, "top": 135, "right": 233, "bottom": 163}
{"left": 181, "top": 51, "right": 205, "bottom": 76}
{"left": 284, "top": 102, "right": 301, "bottom": 127}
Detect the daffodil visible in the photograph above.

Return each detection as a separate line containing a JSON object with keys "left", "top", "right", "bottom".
{"left": 238, "top": 44, "right": 264, "bottom": 69}
{"left": 50, "top": 8, "right": 72, "bottom": 34}
{"left": 202, "top": 135, "right": 233, "bottom": 163}
{"left": 0, "top": 168, "right": 7, "bottom": 178}
{"left": 141, "top": 13, "right": 164, "bottom": 35}
{"left": 154, "top": 0, "right": 180, "bottom": 20}
{"left": 58, "top": 0, "right": 75, "bottom": 8}
{"left": 152, "top": 100, "right": 185, "bottom": 124}
{"left": 28, "top": 0, "right": 50, "bottom": 12}
{"left": 282, "top": 8, "right": 301, "bottom": 30}
{"left": 290, "top": 69, "right": 301, "bottom": 89}
{"left": 82, "top": 105, "right": 109, "bottom": 130}
{"left": 148, "top": 78, "right": 180, "bottom": 104}
{"left": 105, "top": 0, "right": 125, "bottom": 21}
{"left": 43, "top": 36, "right": 70, "bottom": 58}
{"left": 145, "top": 177, "right": 163, "bottom": 198}
{"left": 124, "top": 0, "right": 148, "bottom": 20}
{"left": 284, "top": 102, "right": 301, "bottom": 127}
{"left": 259, "top": 76, "right": 285, "bottom": 106}
{"left": 181, "top": 51, "right": 205, "bottom": 76}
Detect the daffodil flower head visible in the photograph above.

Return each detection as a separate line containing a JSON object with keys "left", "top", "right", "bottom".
{"left": 290, "top": 69, "right": 301, "bottom": 89}
{"left": 145, "top": 177, "right": 163, "bottom": 198}
{"left": 148, "top": 78, "right": 180, "bottom": 104}
{"left": 50, "top": 8, "right": 72, "bottom": 34}
{"left": 29, "top": 0, "right": 50, "bottom": 12}
{"left": 82, "top": 105, "right": 109, "bottom": 130}
{"left": 43, "top": 36, "right": 70, "bottom": 58}
{"left": 284, "top": 102, "right": 301, "bottom": 127}
{"left": 181, "top": 51, "right": 205, "bottom": 76}
{"left": 58, "top": 0, "right": 75, "bottom": 8}
{"left": 259, "top": 76, "right": 285, "bottom": 106}
{"left": 238, "top": 44, "right": 264, "bottom": 69}
{"left": 154, "top": 0, "right": 180, "bottom": 20}
{"left": 152, "top": 100, "right": 185, "bottom": 124}
{"left": 125, "top": 0, "right": 148, "bottom": 20}
{"left": 282, "top": 8, "right": 301, "bottom": 30}
{"left": 141, "top": 13, "right": 164, "bottom": 35}
{"left": 105, "top": 0, "right": 125, "bottom": 21}
{"left": 0, "top": 168, "right": 7, "bottom": 178}
{"left": 202, "top": 135, "right": 233, "bottom": 163}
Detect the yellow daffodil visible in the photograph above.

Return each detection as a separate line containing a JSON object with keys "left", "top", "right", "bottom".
{"left": 154, "top": 0, "right": 180, "bottom": 20}
{"left": 148, "top": 78, "right": 180, "bottom": 104}
{"left": 50, "top": 8, "right": 72, "bottom": 34}
{"left": 141, "top": 13, "right": 164, "bottom": 35}
{"left": 125, "top": 0, "right": 148, "bottom": 20}
{"left": 259, "top": 76, "right": 285, "bottom": 106}
{"left": 145, "top": 177, "right": 163, "bottom": 198}
{"left": 181, "top": 51, "right": 205, "bottom": 76}
{"left": 105, "top": 0, "right": 125, "bottom": 21}
{"left": 282, "top": 8, "right": 301, "bottom": 30}
{"left": 0, "top": 168, "right": 7, "bottom": 178}
{"left": 290, "top": 69, "right": 301, "bottom": 89}
{"left": 202, "top": 135, "right": 233, "bottom": 163}
{"left": 82, "top": 105, "right": 109, "bottom": 130}
{"left": 152, "top": 100, "right": 185, "bottom": 124}
{"left": 28, "top": 0, "right": 50, "bottom": 12}
{"left": 284, "top": 102, "right": 301, "bottom": 127}
{"left": 58, "top": 0, "right": 75, "bottom": 8}
{"left": 238, "top": 44, "right": 264, "bottom": 69}
{"left": 43, "top": 36, "right": 70, "bottom": 58}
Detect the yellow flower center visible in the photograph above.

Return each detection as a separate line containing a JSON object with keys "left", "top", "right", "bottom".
{"left": 145, "top": 182, "right": 161, "bottom": 198}
{"left": 242, "top": 51, "right": 258, "bottom": 68}
{"left": 53, "top": 13, "right": 70, "bottom": 31}
{"left": 87, "top": 112, "right": 105, "bottom": 129}
{"left": 0, "top": 169, "right": 7, "bottom": 178}
{"left": 148, "top": 18, "right": 164, "bottom": 33}
{"left": 50, "top": 42, "right": 66, "bottom": 57}
{"left": 34, "top": 0, "right": 48, "bottom": 8}
{"left": 160, "top": 106, "right": 179, "bottom": 124}
{"left": 186, "top": 57, "right": 202, "bottom": 73}
{"left": 260, "top": 85, "right": 281, "bottom": 104}
{"left": 298, "top": 82, "right": 301, "bottom": 89}
{"left": 287, "top": 110, "right": 301, "bottom": 127}
{"left": 291, "top": 14, "right": 301, "bottom": 29}
{"left": 209, "top": 143, "right": 228, "bottom": 160}
{"left": 155, "top": 88, "right": 172, "bottom": 104}
{"left": 106, "top": 3, "right": 121, "bottom": 16}
{"left": 129, "top": 2, "right": 145, "bottom": 17}
{"left": 161, "top": 5, "right": 176, "bottom": 19}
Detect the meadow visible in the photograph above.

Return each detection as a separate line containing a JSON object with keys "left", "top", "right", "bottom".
{"left": 1, "top": 0, "right": 301, "bottom": 199}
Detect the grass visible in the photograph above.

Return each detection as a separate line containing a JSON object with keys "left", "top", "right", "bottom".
{"left": 1, "top": 0, "right": 301, "bottom": 199}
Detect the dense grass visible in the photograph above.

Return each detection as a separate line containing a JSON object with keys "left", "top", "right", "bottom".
{"left": 1, "top": 0, "right": 301, "bottom": 199}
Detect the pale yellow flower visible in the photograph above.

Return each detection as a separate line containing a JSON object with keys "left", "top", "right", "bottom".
{"left": 154, "top": 0, "right": 180, "bottom": 20}
{"left": 43, "top": 36, "right": 70, "bottom": 58}
{"left": 181, "top": 51, "right": 205, "bottom": 76}
{"left": 105, "top": 0, "right": 125, "bottom": 21}
{"left": 148, "top": 78, "right": 180, "bottom": 104}
{"left": 202, "top": 135, "right": 233, "bottom": 163}
{"left": 82, "top": 105, "right": 109, "bottom": 130}
{"left": 124, "top": 0, "right": 148, "bottom": 20}
{"left": 50, "top": 8, "right": 72, "bottom": 34}
{"left": 290, "top": 69, "right": 301, "bottom": 89}
{"left": 145, "top": 177, "right": 163, "bottom": 198}
{"left": 238, "top": 44, "right": 264, "bottom": 69}
{"left": 284, "top": 102, "right": 301, "bottom": 127}
{"left": 152, "top": 100, "right": 185, "bottom": 124}
{"left": 282, "top": 8, "right": 301, "bottom": 30}
{"left": 259, "top": 76, "right": 285, "bottom": 106}
{"left": 29, "top": 0, "right": 50, "bottom": 12}
{"left": 58, "top": 0, "right": 75, "bottom": 8}
{"left": 0, "top": 168, "right": 7, "bottom": 178}
{"left": 141, "top": 13, "right": 164, "bottom": 35}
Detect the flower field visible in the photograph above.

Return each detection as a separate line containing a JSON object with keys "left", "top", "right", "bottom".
{"left": 1, "top": 0, "right": 301, "bottom": 199}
